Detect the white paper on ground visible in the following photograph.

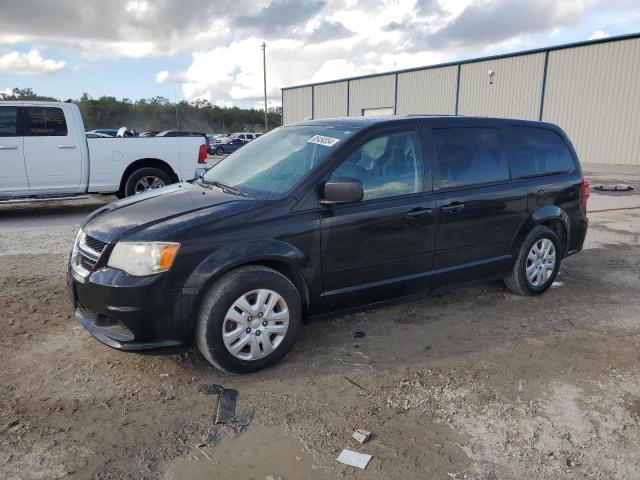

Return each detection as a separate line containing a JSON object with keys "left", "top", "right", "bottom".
{"left": 336, "top": 449, "right": 372, "bottom": 469}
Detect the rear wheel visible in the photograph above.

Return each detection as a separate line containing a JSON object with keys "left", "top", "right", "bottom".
{"left": 123, "top": 167, "right": 172, "bottom": 197}
{"left": 504, "top": 225, "right": 561, "bottom": 296}
{"left": 196, "top": 266, "right": 302, "bottom": 374}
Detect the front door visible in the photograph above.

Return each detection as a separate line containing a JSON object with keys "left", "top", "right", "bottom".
{"left": 23, "top": 105, "right": 83, "bottom": 193}
{"left": 0, "top": 105, "right": 28, "bottom": 196}
{"left": 429, "top": 126, "right": 526, "bottom": 287}
{"left": 320, "top": 126, "right": 437, "bottom": 309}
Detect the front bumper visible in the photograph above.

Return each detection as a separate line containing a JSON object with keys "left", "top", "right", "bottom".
{"left": 68, "top": 265, "right": 199, "bottom": 351}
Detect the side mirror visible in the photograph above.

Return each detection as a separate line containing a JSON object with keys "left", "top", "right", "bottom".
{"left": 321, "top": 177, "right": 364, "bottom": 205}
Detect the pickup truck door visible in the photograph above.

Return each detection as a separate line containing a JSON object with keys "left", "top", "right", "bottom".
{"left": 0, "top": 105, "right": 29, "bottom": 195}
{"left": 23, "top": 105, "right": 83, "bottom": 193}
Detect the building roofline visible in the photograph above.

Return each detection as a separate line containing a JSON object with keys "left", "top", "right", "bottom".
{"left": 281, "top": 31, "right": 640, "bottom": 91}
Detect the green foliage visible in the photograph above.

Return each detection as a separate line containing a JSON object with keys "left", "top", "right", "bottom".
{"left": 1, "top": 88, "right": 282, "bottom": 133}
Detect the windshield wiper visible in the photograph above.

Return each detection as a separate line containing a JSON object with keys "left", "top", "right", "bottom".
{"left": 199, "top": 178, "right": 247, "bottom": 197}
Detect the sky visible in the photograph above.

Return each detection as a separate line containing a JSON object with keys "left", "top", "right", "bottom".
{"left": 0, "top": 0, "right": 639, "bottom": 109}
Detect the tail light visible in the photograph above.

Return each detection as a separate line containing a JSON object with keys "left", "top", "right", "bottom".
{"left": 581, "top": 178, "right": 590, "bottom": 208}
{"left": 198, "top": 144, "right": 207, "bottom": 164}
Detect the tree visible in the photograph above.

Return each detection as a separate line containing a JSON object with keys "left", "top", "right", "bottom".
{"left": 0, "top": 88, "right": 282, "bottom": 132}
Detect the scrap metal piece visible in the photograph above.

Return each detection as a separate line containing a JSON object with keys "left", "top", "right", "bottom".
{"left": 215, "top": 388, "right": 238, "bottom": 424}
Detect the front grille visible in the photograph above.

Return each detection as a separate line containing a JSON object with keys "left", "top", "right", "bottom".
{"left": 79, "top": 253, "right": 97, "bottom": 271}
{"left": 84, "top": 235, "right": 107, "bottom": 253}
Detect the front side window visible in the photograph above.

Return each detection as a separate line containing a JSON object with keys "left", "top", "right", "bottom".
{"left": 203, "top": 125, "right": 357, "bottom": 199}
{"left": 432, "top": 127, "right": 509, "bottom": 189}
{"left": 25, "top": 107, "right": 67, "bottom": 136}
{"left": 509, "top": 126, "right": 576, "bottom": 178}
{"left": 0, "top": 107, "right": 18, "bottom": 137}
{"left": 332, "top": 130, "right": 424, "bottom": 201}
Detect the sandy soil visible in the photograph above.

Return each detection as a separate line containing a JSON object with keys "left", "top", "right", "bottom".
{"left": 1, "top": 174, "right": 639, "bottom": 480}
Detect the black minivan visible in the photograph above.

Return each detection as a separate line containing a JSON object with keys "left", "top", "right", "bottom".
{"left": 68, "top": 116, "right": 589, "bottom": 373}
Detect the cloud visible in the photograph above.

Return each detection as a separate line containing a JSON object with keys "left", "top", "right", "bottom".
{"left": 589, "top": 29, "right": 610, "bottom": 39}
{"left": 233, "top": 0, "right": 327, "bottom": 38}
{"left": 306, "top": 20, "right": 354, "bottom": 43}
{"left": 406, "top": 0, "right": 597, "bottom": 51}
{"left": 0, "top": 0, "right": 234, "bottom": 58}
{"left": 0, "top": 50, "right": 65, "bottom": 75}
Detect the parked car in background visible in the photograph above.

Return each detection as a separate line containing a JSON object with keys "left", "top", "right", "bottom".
{"left": 139, "top": 131, "right": 160, "bottom": 137}
{"left": 0, "top": 102, "right": 208, "bottom": 201}
{"left": 67, "top": 115, "right": 588, "bottom": 373}
{"left": 230, "top": 132, "right": 262, "bottom": 143}
{"left": 86, "top": 128, "right": 118, "bottom": 137}
{"left": 85, "top": 132, "right": 113, "bottom": 138}
{"left": 212, "top": 137, "right": 246, "bottom": 155}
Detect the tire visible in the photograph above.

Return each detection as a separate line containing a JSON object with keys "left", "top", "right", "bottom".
{"left": 196, "top": 266, "right": 302, "bottom": 374}
{"left": 123, "top": 167, "right": 172, "bottom": 197}
{"left": 504, "top": 225, "right": 562, "bottom": 296}
{"left": 215, "top": 147, "right": 224, "bottom": 156}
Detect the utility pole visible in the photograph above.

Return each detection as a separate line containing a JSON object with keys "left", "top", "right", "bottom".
{"left": 261, "top": 42, "right": 268, "bottom": 132}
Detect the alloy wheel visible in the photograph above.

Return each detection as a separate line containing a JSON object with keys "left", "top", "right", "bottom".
{"left": 134, "top": 175, "right": 165, "bottom": 194}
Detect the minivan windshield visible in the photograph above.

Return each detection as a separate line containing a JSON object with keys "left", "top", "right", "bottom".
{"left": 201, "top": 125, "right": 357, "bottom": 199}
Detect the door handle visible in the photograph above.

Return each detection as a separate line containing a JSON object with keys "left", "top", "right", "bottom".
{"left": 0, "top": 145, "right": 18, "bottom": 150}
{"left": 442, "top": 203, "right": 465, "bottom": 214}
{"left": 405, "top": 208, "right": 433, "bottom": 219}
{"left": 58, "top": 144, "right": 77, "bottom": 149}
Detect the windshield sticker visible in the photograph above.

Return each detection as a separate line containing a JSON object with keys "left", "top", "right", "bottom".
{"left": 307, "top": 135, "right": 341, "bottom": 147}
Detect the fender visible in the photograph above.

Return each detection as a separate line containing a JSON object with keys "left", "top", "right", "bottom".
{"left": 512, "top": 205, "right": 571, "bottom": 257}
{"left": 183, "top": 238, "right": 308, "bottom": 291}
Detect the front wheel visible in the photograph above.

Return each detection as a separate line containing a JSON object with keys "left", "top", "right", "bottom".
{"left": 196, "top": 266, "right": 302, "bottom": 374}
{"left": 215, "top": 147, "right": 224, "bottom": 156}
{"left": 504, "top": 225, "right": 561, "bottom": 296}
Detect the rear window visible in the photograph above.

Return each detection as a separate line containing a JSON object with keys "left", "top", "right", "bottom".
{"left": 0, "top": 107, "right": 18, "bottom": 137}
{"left": 25, "top": 107, "right": 68, "bottom": 136}
{"left": 508, "top": 126, "right": 576, "bottom": 178}
{"left": 432, "top": 128, "right": 509, "bottom": 189}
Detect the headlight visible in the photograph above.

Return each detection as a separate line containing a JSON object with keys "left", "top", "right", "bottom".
{"left": 107, "top": 242, "right": 180, "bottom": 276}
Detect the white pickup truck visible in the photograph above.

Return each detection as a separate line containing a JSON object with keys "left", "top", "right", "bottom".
{"left": 0, "top": 101, "right": 208, "bottom": 201}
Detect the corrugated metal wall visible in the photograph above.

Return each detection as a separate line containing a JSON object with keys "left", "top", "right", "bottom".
{"left": 458, "top": 53, "right": 545, "bottom": 120}
{"left": 281, "top": 35, "right": 640, "bottom": 165}
{"left": 396, "top": 66, "right": 457, "bottom": 115}
{"left": 348, "top": 75, "right": 395, "bottom": 117}
{"left": 543, "top": 37, "right": 640, "bottom": 165}
{"left": 314, "top": 81, "right": 348, "bottom": 119}
{"left": 282, "top": 86, "right": 312, "bottom": 125}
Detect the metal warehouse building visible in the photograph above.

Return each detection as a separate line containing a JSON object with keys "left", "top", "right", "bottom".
{"left": 281, "top": 33, "right": 640, "bottom": 166}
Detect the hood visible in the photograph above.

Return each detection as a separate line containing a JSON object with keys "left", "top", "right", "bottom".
{"left": 82, "top": 182, "right": 252, "bottom": 242}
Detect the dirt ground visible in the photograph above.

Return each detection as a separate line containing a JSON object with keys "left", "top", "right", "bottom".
{"left": 1, "top": 166, "right": 640, "bottom": 480}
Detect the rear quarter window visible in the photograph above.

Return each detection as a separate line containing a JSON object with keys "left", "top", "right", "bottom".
{"left": 508, "top": 126, "right": 576, "bottom": 178}
{"left": 25, "top": 107, "right": 68, "bottom": 136}
{"left": 431, "top": 127, "right": 509, "bottom": 189}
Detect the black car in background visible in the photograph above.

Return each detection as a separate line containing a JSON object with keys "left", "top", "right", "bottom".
{"left": 212, "top": 137, "right": 245, "bottom": 155}
{"left": 68, "top": 116, "right": 589, "bottom": 374}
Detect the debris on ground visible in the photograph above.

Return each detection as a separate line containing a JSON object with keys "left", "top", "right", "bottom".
{"left": 198, "top": 383, "right": 224, "bottom": 395}
{"left": 215, "top": 389, "right": 239, "bottom": 424}
{"left": 352, "top": 331, "right": 366, "bottom": 339}
{"left": 336, "top": 449, "right": 372, "bottom": 469}
{"left": 593, "top": 183, "right": 634, "bottom": 191}
{"left": 352, "top": 428, "right": 372, "bottom": 444}
{"left": 343, "top": 376, "right": 368, "bottom": 392}
{"left": 230, "top": 411, "right": 253, "bottom": 427}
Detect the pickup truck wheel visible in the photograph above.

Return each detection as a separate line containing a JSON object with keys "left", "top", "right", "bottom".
{"left": 215, "top": 147, "right": 224, "bottom": 156}
{"left": 504, "top": 225, "right": 561, "bottom": 296}
{"left": 124, "top": 167, "right": 172, "bottom": 197}
{"left": 196, "top": 266, "right": 302, "bottom": 374}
